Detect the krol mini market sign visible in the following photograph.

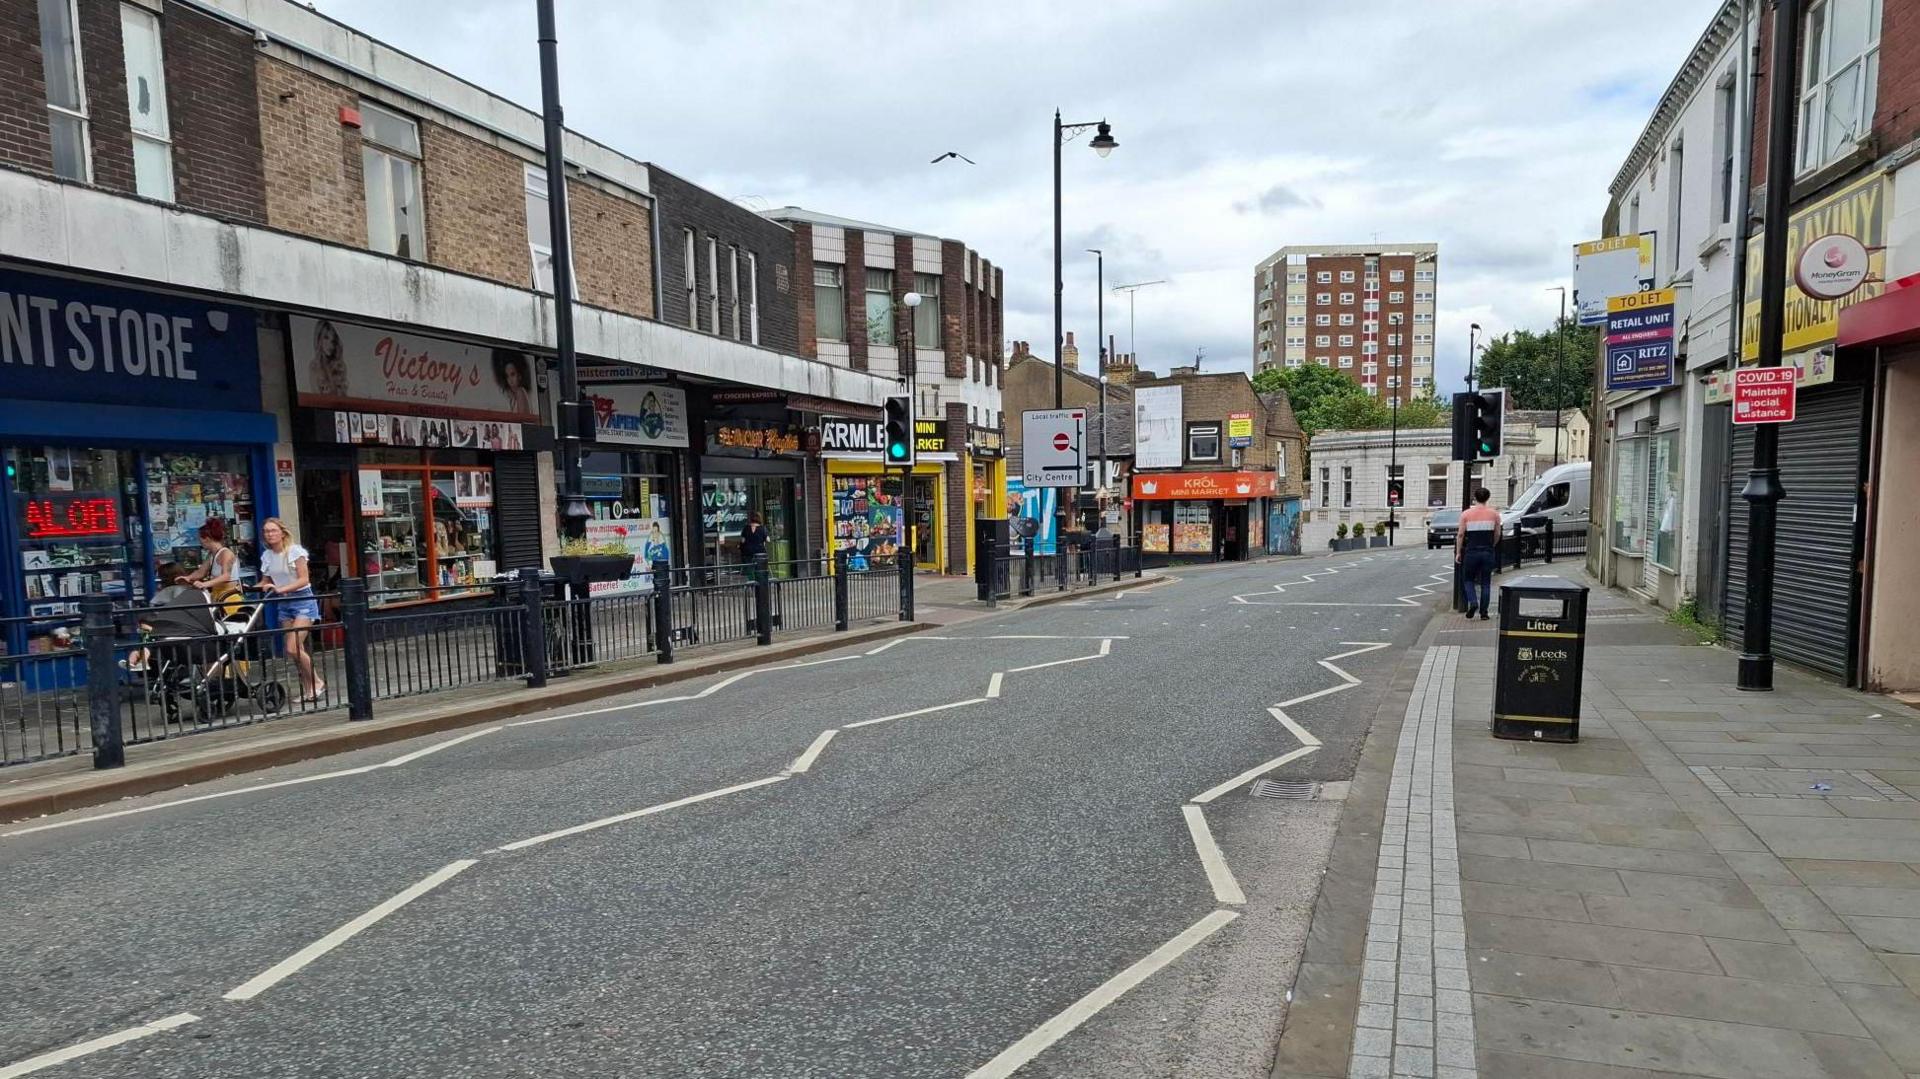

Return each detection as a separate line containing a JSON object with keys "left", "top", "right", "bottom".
{"left": 1741, "top": 173, "right": 1887, "bottom": 361}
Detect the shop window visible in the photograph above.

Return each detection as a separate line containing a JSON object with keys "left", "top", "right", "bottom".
{"left": 1186, "top": 423, "right": 1220, "bottom": 462}
{"left": 1173, "top": 501, "right": 1212, "bottom": 553}
{"left": 1142, "top": 503, "right": 1171, "bottom": 553}
{"left": 705, "top": 475, "right": 796, "bottom": 570}
{"left": 865, "top": 268, "right": 895, "bottom": 345}
{"left": 1611, "top": 437, "right": 1648, "bottom": 554}
{"left": 119, "top": 4, "right": 172, "bottom": 202}
{"left": 815, "top": 263, "right": 845, "bottom": 341}
{"left": 1651, "top": 430, "right": 1679, "bottom": 570}
{"left": 37, "top": 0, "right": 89, "bottom": 182}
{"left": 359, "top": 464, "right": 496, "bottom": 607}
{"left": 9, "top": 447, "right": 135, "bottom": 648}
{"left": 361, "top": 102, "right": 425, "bottom": 259}
{"left": 145, "top": 452, "right": 256, "bottom": 579}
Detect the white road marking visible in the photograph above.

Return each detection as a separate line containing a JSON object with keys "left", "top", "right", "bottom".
{"left": 865, "top": 638, "right": 909, "bottom": 655}
{"left": 1274, "top": 683, "right": 1354, "bottom": 709}
{"left": 1191, "top": 746, "right": 1319, "bottom": 804}
{"left": 1182, "top": 805, "right": 1246, "bottom": 905}
{"left": 505, "top": 669, "right": 758, "bottom": 728}
{"left": 985, "top": 672, "right": 1004, "bottom": 699}
{"left": 0, "top": 1013, "right": 201, "bottom": 1079}
{"left": 785, "top": 730, "right": 838, "bottom": 775}
{"left": 1268, "top": 706, "right": 1321, "bottom": 747}
{"left": 964, "top": 909, "right": 1239, "bottom": 1079}
{"left": 491, "top": 777, "right": 787, "bottom": 853}
{"left": 1, "top": 766, "right": 380, "bottom": 837}
{"left": 844, "top": 698, "right": 988, "bottom": 729}
{"left": 224, "top": 860, "right": 477, "bottom": 1001}
{"left": 1007, "top": 638, "right": 1112, "bottom": 673}
{"left": 379, "top": 726, "right": 501, "bottom": 767}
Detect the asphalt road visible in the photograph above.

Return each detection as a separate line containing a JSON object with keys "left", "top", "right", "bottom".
{"left": 0, "top": 547, "right": 1451, "bottom": 1079}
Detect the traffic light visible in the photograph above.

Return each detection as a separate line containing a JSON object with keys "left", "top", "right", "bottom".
{"left": 883, "top": 394, "right": 915, "bottom": 467}
{"left": 1387, "top": 479, "right": 1404, "bottom": 508}
{"left": 1450, "top": 388, "right": 1506, "bottom": 461}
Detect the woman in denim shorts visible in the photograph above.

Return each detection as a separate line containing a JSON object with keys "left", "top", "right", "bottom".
{"left": 260, "top": 517, "right": 324, "bottom": 701}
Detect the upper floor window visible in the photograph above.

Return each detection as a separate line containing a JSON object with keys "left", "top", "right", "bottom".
{"left": 1315, "top": 314, "right": 1331, "bottom": 327}
{"left": 1286, "top": 314, "right": 1305, "bottom": 326}
{"left": 914, "top": 273, "right": 942, "bottom": 349}
{"left": 729, "top": 246, "right": 742, "bottom": 340}
{"left": 747, "top": 253, "right": 761, "bottom": 345}
{"left": 1389, "top": 269, "right": 1406, "bottom": 283}
{"left": 1388, "top": 290, "right": 1405, "bottom": 303}
{"left": 1289, "top": 270, "right": 1308, "bottom": 283}
{"left": 1316, "top": 291, "right": 1332, "bottom": 304}
{"left": 37, "top": 0, "right": 89, "bottom": 182}
{"left": 1186, "top": 422, "right": 1220, "bottom": 462}
{"left": 1338, "top": 355, "right": 1354, "bottom": 368}
{"left": 523, "top": 165, "right": 574, "bottom": 296}
{"left": 707, "top": 237, "right": 720, "bottom": 332}
{"left": 119, "top": 4, "right": 171, "bottom": 201}
{"left": 1415, "top": 269, "right": 1434, "bottom": 282}
{"left": 865, "top": 268, "right": 894, "bottom": 344}
{"left": 361, "top": 102, "right": 424, "bottom": 259}
{"left": 1338, "top": 313, "right": 1355, "bottom": 326}
{"left": 815, "top": 263, "right": 845, "bottom": 341}
{"left": 1414, "top": 312, "right": 1432, "bottom": 323}
{"left": 1339, "top": 292, "right": 1355, "bottom": 304}
{"left": 1315, "top": 270, "right": 1332, "bottom": 284}
{"left": 1339, "top": 270, "right": 1356, "bottom": 283}
{"left": 682, "top": 229, "right": 697, "bottom": 328}
{"left": 1800, "top": 0, "right": 1881, "bottom": 175}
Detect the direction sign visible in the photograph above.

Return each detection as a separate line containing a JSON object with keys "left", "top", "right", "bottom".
{"left": 1732, "top": 367, "right": 1797, "bottom": 425}
{"left": 1021, "top": 408, "right": 1087, "bottom": 487}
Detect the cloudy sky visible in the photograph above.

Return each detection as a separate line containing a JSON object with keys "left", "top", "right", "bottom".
{"left": 315, "top": 0, "right": 1720, "bottom": 391}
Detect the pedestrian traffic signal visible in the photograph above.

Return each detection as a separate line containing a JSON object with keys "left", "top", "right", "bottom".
{"left": 883, "top": 394, "right": 915, "bottom": 467}
{"left": 1451, "top": 388, "right": 1506, "bottom": 461}
{"left": 1387, "top": 479, "right": 1404, "bottom": 507}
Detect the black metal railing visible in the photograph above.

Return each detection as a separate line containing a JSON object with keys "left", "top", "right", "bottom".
{"left": 981, "top": 535, "right": 1142, "bottom": 604}
{"left": 1496, "top": 517, "right": 1586, "bottom": 573}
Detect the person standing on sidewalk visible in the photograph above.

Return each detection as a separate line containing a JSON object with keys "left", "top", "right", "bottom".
{"left": 1455, "top": 487, "right": 1500, "bottom": 620}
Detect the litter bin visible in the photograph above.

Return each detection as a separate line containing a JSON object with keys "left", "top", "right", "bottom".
{"left": 1492, "top": 575, "right": 1589, "bottom": 743}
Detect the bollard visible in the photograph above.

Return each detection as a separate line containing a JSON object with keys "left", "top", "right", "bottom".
{"left": 652, "top": 560, "right": 674, "bottom": 664}
{"left": 1022, "top": 535, "right": 1035, "bottom": 597}
{"left": 1057, "top": 538, "right": 1068, "bottom": 592}
{"left": 1111, "top": 534, "right": 1122, "bottom": 582}
{"left": 1543, "top": 518, "right": 1556, "bottom": 564}
{"left": 754, "top": 554, "right": 774, "bottom": 645}
{"left": 898, "top": 550, "right": 914, "bottom": 622}
{"left": 833, "top": 550, "right": 850, "bottom": 630}
{"left": 518, "top": 568, "right": 548, "bottom": 688}
{"left": 83, "top": 594, "right": 123, "bottom": 770}
{"left": 340, "top": 576, "right": 375, "bottom": 720}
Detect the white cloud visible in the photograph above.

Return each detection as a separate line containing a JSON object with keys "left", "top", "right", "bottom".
{"left": 311, "top": 0, "right": 1716, "bottom": 394}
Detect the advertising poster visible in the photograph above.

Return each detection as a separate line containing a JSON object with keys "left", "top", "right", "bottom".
{"left": 290, "top": 315, "right": 538, "bottom": 421}
{"left": 1143, "top": 522, "right": 1171, "bottom": 553}
{"left": 583, "top": 517, "right": 671, "bottom": 594}
{"left": 830, "top": 476, "right": 903, "bottom": 569}
{"left": 1173, "top": 502, "right": 1212, "bottom": 553}
{"left": 583, "top": 383, "right": 691, "bottom": 448}
{"left": 1740, "top": 172, "right": 1888, "bottom": 361}
{"left": 1572, "top": 234, "right": 1656, "bottom": 325}
{"left": 1132, "top": 385, "right": 1184, "bottom": 469}
{"left": 357, "top": 470, "right": 383, "bottom": 514}
{"left": 1004, "top": 477, "right": 1058, "bottom": 556}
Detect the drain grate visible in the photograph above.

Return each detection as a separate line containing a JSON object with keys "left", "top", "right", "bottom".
{"left": 1253, "top": 778, "right": 1318, "bottom": 800}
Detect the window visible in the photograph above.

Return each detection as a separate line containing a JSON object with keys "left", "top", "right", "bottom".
{"left": 1666, "top": 139, "right": 1684, "bottom": 273}
{"left": 1342, "top": 467, "right": 1353, "bottom": 507}
{"left": 913, "top": 273, "right": 941, "bottom": 348}
{"left": 1428, "top": 463, "right": 1449, "bottom": 507}
{"left": 1716, "top": 77, "right": 1738, "bottom": 224}
{"left": 1363, "top": 361, "right": 1377, "bottom": 375}
{"left": 1362, "top": 342, "right": 1378, "bottom": 355}
{"left": 1286, "top": 356, "right": 1303, "bottom": 367}
{"left": 1186, "top": 423, "right": 1221, "bottom": 462}
{"left": 1389, "top": 269, "right": 1406, "bottom": 283}
{"left": 1275, "top": 443, "right": 1287, "bottom": 480}
{"left": 1364, "top": 385, "right": 1378, "bottom": 396}
{"left": 1339, "top": 270, "right": 1356, "bottom": 283}
{"left": 1387, "top": 375, "right": 1401, "bottom": 389}
{"left": 1314, "top": 356, "right": 1330, "bottom": 366}
{"left": 728, "top": 246, "right": 742, "bottom": 339}
{"left": 1338, "top": 334, "right": 1354, "bottom": 347}
{"left": 814, "top": 263, "right": 845, "bottom": 341}
{"left": 682, "top": 230, "right": 697, "bottom": 328}
{"left": 1315, "top": 270, "right": 1332, "bottom": 284}
{"left": 361, "top": 102, "right": 424, "bottom": 259}
{"left": 1415, "top": 291, "right": 1434, "bottom": 302}
{"left": 1339, "top": 313, "right": 1355, "bottom": 326}
{"left": 1387, "top": 333, "right": 1401, "bottom": 346}
{"left": 1315, "top": 334, "right": 1331, "bottom": 347}
{"left": 1415, "top": 333, "right": 1433, "bottom": 344}
{"left": 1363, "top": 299, "right": 1379, "bottom": 312}
{"left": 119, "top": 5, "right": 171, "bottom": 200}
{"left": 1388, "top": 313, "right": 1404, "bottom": 326}
{"left": 1388, "top": 290, "right": 1405, "bottom": 303}
{"left": 1338, "top": 355, "right": 1354, "bottom": 368}
{"left": 865, "top": 268, "right": 894, "bottom": 344}
{"left": 1316, "top": 291, "right": 1332, "bottom": 304}
{"left": 37, "top": 0, "right": 88, "bottom": 181}
{"left": 747, "top": 253, "right": 761, "bottom": 344}
{"left": 1799, "top": 0, "right": 1881, "bottom": 174}
{"left": 1320, "top": 468, "right": 1331, "bottom": 506}
{"left": 1414, "top": 312, "right": 1432, "bottom": 323}
{"left": 707, "top": 237, "right": 719, "bottom": 332}
{"left": 1315, "top": 314, "right": 1331, "bottom": 327}
{"left": 1289, "top": 271, "right": 1308, "bottom": 283}
{"left": 1388, "top": 353, "right": 1402, "bottom": 367}
{"left": 1286, "top": 314, "right": 1306, "bottom": 327}
{"left": 1339, "top": 292, "right": 1355, "bottom": 304}
{"left": 523, "top": 165, "right": 575, "bottom": 296}
{"left": 1415, "top": 269, "right": 1435, "bottom": 282}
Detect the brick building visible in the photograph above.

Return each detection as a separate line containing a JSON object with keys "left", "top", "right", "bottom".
{"left": 762, "top": 206, "right": 1006, "bottom": 576}
{"left": 1252, "top": 243, "right": 1439, "bottom": 401}
{"left": 0, "top": 0, "right": 890, "bottom": 648}
{"left": 1002, "top": 337, "right": 1135, "bottom": 539}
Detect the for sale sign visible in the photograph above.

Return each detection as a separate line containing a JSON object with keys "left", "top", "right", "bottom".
{"left": 1732, "top": 367, "right": 1797, "bottom": 425}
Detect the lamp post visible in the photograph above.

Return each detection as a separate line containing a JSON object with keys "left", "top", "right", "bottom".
{"left": 1388, "top": 390, "right": 1399, "bottom": 543}
{"left": 1055, "top": 109, "right": 1117, "bottom": 551}
{"left": 901, "top": 291, "right": 921, "bottom": 565}
{"left": 536, "top": 0, "right": 588, "bottom": 538}
{"left": 1547, "top": 285, "right": 1568, "bottom": 468}
{"left": 1088, "top": 248, "right": 1104, "bottom": 505}
{"left": 1463, "top": 322, "right": 1482, "bottom": 513}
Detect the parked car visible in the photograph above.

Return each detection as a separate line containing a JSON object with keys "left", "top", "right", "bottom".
{"left": 1426, "top": 509, "right": 1461, "bottom": 550}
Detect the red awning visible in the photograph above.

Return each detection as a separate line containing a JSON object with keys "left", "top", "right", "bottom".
{"left": 1838, "top": 284, "right": 1920, "bottom": 349}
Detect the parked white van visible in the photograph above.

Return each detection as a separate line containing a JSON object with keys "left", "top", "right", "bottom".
{"left": 1503, "top": 462, "right": 1591, "bottom": 553}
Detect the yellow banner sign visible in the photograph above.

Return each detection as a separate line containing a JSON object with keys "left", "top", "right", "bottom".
{"left": 1741, "top": 172, "right": 1888, "bottom": 361}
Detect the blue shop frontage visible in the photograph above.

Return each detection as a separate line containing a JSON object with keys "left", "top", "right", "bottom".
{"left": 0, "top": 266, "right": 277, "bottom": 660}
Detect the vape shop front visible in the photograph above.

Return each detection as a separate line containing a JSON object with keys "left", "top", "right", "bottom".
{"left": 697, "top": 412, "right": 807, "bottom": 570}
{"left": 287, "top": 315, "right": 550, "bottom": 608}
{"left": 0, "top": 267, "right": 274, "bottom": 659}
{"left": 579, "top": 379, "right": 690, "bottom": 591}
{"left": 1132, "top": 471, "right": 1279, "bottom": 565}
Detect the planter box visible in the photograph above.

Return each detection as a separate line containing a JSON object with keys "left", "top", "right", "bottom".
{"left": 1368, "top": 536, "right": 1390, "bottom": 548}
{"left": 550, "top": 554, "right": 636, "bottom": 588}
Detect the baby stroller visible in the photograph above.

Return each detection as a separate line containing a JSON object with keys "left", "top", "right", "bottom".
{"left": 137, "top": 587, "right": 289, "bottom": 721}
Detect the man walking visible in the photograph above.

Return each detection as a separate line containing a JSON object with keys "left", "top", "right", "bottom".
{"left": 1455, "top": 487, "right": 1500, "bottom": 620}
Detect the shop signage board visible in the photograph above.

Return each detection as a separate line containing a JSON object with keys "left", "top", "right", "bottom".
{"left": 575, "top": 363, "right": 672, "bottom": 383}
{"left": 820, "top": 416, "right": 950, "bottom": 456}
{"left": 0, "top": 267, "right": 261, "bottom": 411}
{"left": 290, "top": 315, "right": 539, "bottom": 422}
{"left": 1732, "top": 367, "right": 1798, "bottom": 425}
{"left": 582, "top": 517, "right": 671, "bottom": 594}
{"left": 969, "top": 426, "right": 1005, "bottom": 458}
{"left": 1131, "top": 471, "right": 1279, "bottom": 500}
{"left": 1132, "top": 385, "right": 1184, "bottom": 468}
{"left": 1741, "top": 172, "right": 1888, "bottom": 361}
{"left": 913, "top": 418, "right": 949, "bottom": 454}
{"left": 1572, "top": 234, "right": 1656, "bottom": 325}
{"left": 709, "top": 422, "right": 801, "bottom": 455}
{"left": 1605, "top": 288, "right": 1677, "bottom": 391}
{"left": 1020, "top": 408, "right": 1087, "bottom": 487}
{"left": 1227, "top": 411, "right": 1255, "bottom": 448}
{"left": 581, "top": 383, "right": 689, "bottom": 448}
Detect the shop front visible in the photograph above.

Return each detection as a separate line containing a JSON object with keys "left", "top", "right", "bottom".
{"left": 1132, "top": 470, "right": 1279, "bottom": 565}
{"left": 698, "top": 411, "right": 806, "bottom": 572}
{"left": 966, "top": 424, "right": 1008, "bottom": 575}
{"left": 287, "top": 315, "right": 550, "bottom": 609}
{"left": 578, "top": 378, "right": 690, "bottom": 591}
{"left": 0, "top": 267, "right": 274, "bottom": 658}
{"left": 819, "top": 416, "right": 954, "bottom": 573}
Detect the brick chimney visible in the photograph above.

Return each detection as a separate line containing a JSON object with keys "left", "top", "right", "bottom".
{"left": 1061, "top": 332, "right": 1079, "bottom": 372}
{"left": 1106, "top": 352, "right": 1137, "bottom": 385}
{"left": 1009, "top": 340, "right": 1032, "bottom": 362}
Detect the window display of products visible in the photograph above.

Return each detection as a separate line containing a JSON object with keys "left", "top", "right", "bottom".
{"left": 356, "top": 463, "right": 497, "bottom": 607}
{"left": 1173, "top": 501, "right": 1213, "bottom": 553}
{"left": 145, "top": 452, "right": 256, "bottom": 579}
{"left": 828, "top": 475, "right": 902, "bottom": 570}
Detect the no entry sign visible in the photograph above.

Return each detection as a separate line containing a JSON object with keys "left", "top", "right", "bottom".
{"left": 1732, "top": 367, "right": 1797, "bottom": 425}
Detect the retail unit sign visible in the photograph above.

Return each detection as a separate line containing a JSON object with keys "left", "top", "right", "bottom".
{"left": 0, "top": 267, "right": 260, "bottom": 412}
{"left": 969, "top": 426, "right": 1004, "bottom": 458}
{"left": 1227, "top": 411, "right": 1255, "bottom": 448}
{"left": 1132, "top": 385, "right": 1184, "bottom": 469}
{"left": 1742, "top": 173, "right": 1888, "bottom": 360}
{"left": 1732, "top": 367, "right": 1797, "bottom": 425}
{"left": 583, "top": 383, "right": 689, "bottom": 448}
{"left": 1572, "top": 234, "right": 1656, "bottom": 326}
{"left": 1604, "top": 288, "right": 1676, "bottom": 391}
{"left": 1131, "top": 471, "right": 1279, "bottom": 500}
{"left": 291, "top": 315, "right": 539, "bottom": 422}
{"left": 1021, "top": 408, "right": 1087, "bottom": 487}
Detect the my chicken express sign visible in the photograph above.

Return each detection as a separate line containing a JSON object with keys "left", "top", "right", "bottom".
{"left": 1741, "top": 172, "right": 1888, "bottom": 361}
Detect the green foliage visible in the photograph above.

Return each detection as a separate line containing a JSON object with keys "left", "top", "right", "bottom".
{"left": 1666, "top": 595, "right": 1722, "bottom": 645}
{"left": 1474, "top": 318, "right": 1599, "bottom": 411}
{"left": 1251, "top": 364, "right": 1450, "bottom": 439}
{"left": 1373, "top": 521, "right": 1388, "bottom": 537}
{"left": 1335, "top": 522, "right": 1349, "bottom": 539}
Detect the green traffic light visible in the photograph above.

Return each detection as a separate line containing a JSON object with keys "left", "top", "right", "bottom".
{"left": 888, "top": 443, "right": 907, "bottom": 459}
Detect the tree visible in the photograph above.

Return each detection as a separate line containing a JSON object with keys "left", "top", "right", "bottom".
{"left": 1252, "top": 364, "right": 1451, "bottom": 437}
{"left": 1473, "top": 319, "right": 1599, "bottom": 411}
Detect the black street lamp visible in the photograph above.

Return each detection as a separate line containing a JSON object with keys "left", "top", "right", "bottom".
{"left": 1088, "top": 247, "right": 1104, "bottom": 509}
{"left": 1055, "top": 111, "right": 1116, "bottom": 549}
{"left": 1547, "top": 286, "right": 1567, "bottom": 469}
{"left": 536, "top": 0, "right": 588, "bottom": 538}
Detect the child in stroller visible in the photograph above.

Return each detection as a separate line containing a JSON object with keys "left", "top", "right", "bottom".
{"left": 133, "top": 563, "right": 289, "bottom": 720}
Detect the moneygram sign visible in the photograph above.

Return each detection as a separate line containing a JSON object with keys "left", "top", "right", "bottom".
{"left": 1742, "top": 173, "right": 1887, "bottom": 361}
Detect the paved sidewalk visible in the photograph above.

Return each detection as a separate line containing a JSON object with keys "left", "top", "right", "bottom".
{"left": 1277, "top": 571, "right": 1920, "bottom": 1078}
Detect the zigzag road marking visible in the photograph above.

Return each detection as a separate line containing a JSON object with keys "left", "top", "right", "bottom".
{"left": 1227, "top": 558, "right": 1370, "bottom": 605}
{"left": 1237, "top": 566, "right": 1452, "bottom": 608}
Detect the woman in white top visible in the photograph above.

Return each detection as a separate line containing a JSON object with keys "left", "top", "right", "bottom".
{"left": 260, "top": 517, "right": 323, "bottom": 701}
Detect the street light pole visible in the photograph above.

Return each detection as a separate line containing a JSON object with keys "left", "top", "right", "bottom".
{"left": 1463, "top": 322, "right": 1481, "bottom": 513}
{"left": 536, "top": 0, "right": 587, "bottom": 538}
{"left": 1389, "top": 391, "right": 1399, "bottom": 543}
{"left": 1089, "top": 248, "right": 1104, "bottom": 503}
{"left": 1053, "top": 109, "right": 1117, "bottom": 551}
{"left": 1548, "top": 286, "right": 1567, "bottom": 468}
{"left": 900, "top": 291, "right": 921, "bottom": 567}
{"left": 1737, "top": 0, "right": 1803, "bottom": 693}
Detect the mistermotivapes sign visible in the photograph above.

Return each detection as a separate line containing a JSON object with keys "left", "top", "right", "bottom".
{"left": 583, "top": 383, "right": 690, "bottom": 448}
{"left": 0, "top": 269, "right": 260, "bottom": 412}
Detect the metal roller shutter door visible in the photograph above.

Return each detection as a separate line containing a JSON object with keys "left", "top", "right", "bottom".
{"left": 493, "top": 452, "right": 544, "bottom": 571}
{"left": 1722, "top": 382, "right": 1865, "bottom": 680}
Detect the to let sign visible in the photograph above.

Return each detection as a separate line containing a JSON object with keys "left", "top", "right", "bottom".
{"left": 1605, "top": 288, "right": 1677, "bottom": 391}
{"left": 1732, "top": 367, "right": 1797, "bottom": 425}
